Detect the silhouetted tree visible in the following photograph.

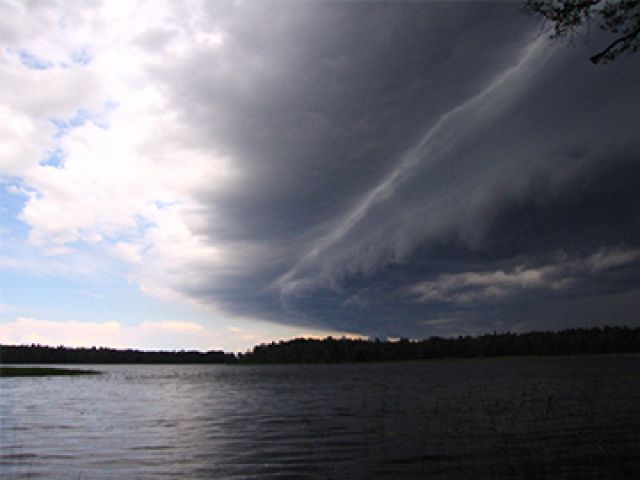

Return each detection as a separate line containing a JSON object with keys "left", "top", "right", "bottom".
{"left": 3, "top": 326, "right": 640, "bottom": 365}
{"left": 525, "top": 0, "right": 640, "bottom": 64}
{"left": 238, "top": 326, "right": 640, "bottom": 364}
{"left": 0, "top": 345, "right": 237, "bottom": 364}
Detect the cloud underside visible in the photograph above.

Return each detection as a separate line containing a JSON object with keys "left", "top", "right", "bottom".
{"left": 2, "top": 1, "right": 640, "bottom": 339}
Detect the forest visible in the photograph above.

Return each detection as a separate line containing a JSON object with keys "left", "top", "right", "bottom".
{"left": 0, "top": 345, "right": 237, "bottom": 364}
{"left": 239, "top": 326, "right": 640, "bottom": 364}
{"left": 1, "top": 326, "right": 639, "bottom": 364}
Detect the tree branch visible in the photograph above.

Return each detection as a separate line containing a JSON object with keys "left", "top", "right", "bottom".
{"left": 590, "top": 25, "right": 640, "bottom": 63}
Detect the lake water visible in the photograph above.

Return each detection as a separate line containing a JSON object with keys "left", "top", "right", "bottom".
{"left": 1, "top": 356, "right": 639, "bottom": 479}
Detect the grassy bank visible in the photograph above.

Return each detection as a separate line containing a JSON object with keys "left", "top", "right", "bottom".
{"left": 0, "top": 367, "right": 99, "bottom": 377}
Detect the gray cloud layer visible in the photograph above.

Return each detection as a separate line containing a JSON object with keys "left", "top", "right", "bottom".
{"left": 145, "top": 2, "right": 640, "bottom": 337}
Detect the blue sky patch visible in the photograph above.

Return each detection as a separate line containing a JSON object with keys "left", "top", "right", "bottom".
{"left": 40, "top": 148, "right": 66, "bottom": 168}
{"left": 18, "top": 49, "right": 54, "bottom": 70}
{"left": 71, "top": 47, "right": 93, "bottom": 66}
{"left": 49, "top": 102, "right": 118, "bottom": 137}
{"left": 50, "top": 108, "right": 92, "bottom": 134}
{"left": 0, "top": 181, "right": 30, "bottom": 238}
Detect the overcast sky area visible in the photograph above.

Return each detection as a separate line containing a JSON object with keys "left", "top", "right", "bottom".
{"left": 1, "top": 1, "right": 639, "bottom": 352}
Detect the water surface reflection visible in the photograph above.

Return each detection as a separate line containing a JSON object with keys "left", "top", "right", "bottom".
{"left": 1, "top": 356, "right": 639, "bottom": 478}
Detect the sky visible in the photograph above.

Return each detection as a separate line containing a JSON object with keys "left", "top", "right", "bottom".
{"left": 1, "top": 1, "right": 639, "bottom": 352}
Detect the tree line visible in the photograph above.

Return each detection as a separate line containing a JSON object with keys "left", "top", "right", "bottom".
{"left": 239, "top": 326, "right": 640, "bottom": 364}
{"left": 0, "top": 345, "right": 237, "bottom": 364}
{"left": 1, "top": 326, "right": 639, "bottom": 364}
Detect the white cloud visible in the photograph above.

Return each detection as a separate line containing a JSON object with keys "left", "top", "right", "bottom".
{"left": 3, "top": 1, "right": 638, "bottom": 339}
{"left": 0, "top": 316, "right": 361, "bottom": 352}
{"left": 0, "top": 316, "right": 222, "bottom": 351}
{"left": 1, "top": 1, "right": 554, "bottom": 329}
{"left": 409, "top": 266, "right": 562, "bottom": 304}
{"left": 408, "top": 248, "right": 640, "bottom": 304}
{"left": 109, "top": 241, "right": 143, "bottom": 265}
{"left": 0, "top": 0, "right": 245, "bottom": 311}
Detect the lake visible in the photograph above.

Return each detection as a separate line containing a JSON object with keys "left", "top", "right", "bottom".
{"left": 1, "top": 356, "right": 639, "bottom": 479}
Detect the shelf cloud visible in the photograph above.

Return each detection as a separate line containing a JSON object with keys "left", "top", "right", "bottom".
{"left": 2, "top": 1, "right": 640, "bottom": 342}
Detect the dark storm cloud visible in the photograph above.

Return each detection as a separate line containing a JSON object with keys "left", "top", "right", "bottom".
{"left": 161, "top": 2, "right": 534, "bottom": 239}
{"left": 154, "top": 2, "right": 640, "bottom": 337}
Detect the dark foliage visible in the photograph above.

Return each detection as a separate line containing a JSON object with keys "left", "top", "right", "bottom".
{"left": 0, "top": 345, "right": 237, "bottom": 364}
{"left": 525, "top": 0, "right": 640, "bottom": 63}
{"left": 239, "top": 326, "right": 640, "bottom": 364}
{"left": 2, "top": 326, "right": 639, "bottom": 365}
{"left": 0, "top": 367, "right": 98, "bottom": 376}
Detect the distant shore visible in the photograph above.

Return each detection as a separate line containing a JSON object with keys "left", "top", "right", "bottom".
{"left": 2, "top": 325, "right": 639, "bottom": 365}
{"left": 0, "top": 366, "right": 99, "bottom": 376}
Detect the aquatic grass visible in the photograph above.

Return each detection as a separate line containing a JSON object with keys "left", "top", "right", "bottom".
{"left": 371, "top": 375, "right": 640, "bottom": 479}
{"left": 0, "top": 366, "right": 99, "bottom": 377}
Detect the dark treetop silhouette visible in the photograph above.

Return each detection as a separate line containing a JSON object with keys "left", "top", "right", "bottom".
{"left": 2, "top": 326, "right": 639, "bottom": 364}
{"left": 525, "top": 0, "right": 640, "bottom": 63}
{"left": 0, "top": 345, "right": 237, "bottom": 364}
{"left": 238, "top": 326, "right": 640, "bottom": 364}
